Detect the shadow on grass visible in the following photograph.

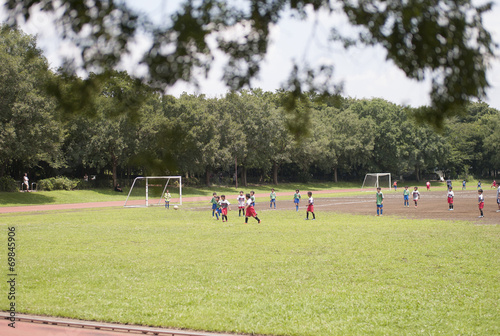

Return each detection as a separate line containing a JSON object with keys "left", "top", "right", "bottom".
{"left": 0, "top": 192, "right": 56, "bottom": 206}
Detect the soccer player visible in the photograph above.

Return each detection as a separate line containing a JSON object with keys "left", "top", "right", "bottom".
{"left": 376, "top": 187, "right": 384, "bottom": 216}
{"left": 210, "top": 192, "right": 218, "bottom": 218}
{"left": 462, "top": 180, "right": 466, "bottom": 190}
{"left": 237, "top": 191, "right": 246, "bottom": 217}
{"left": 270, "top": 188, "right": 277, "bottom": 209}
{"left": 250, "top": 190, "right": 256, "bottom": 207}
{"left": 393, "top": 181, "right": 397, "bottom": 191}
{"left": 219, "top": 195, "right": 231, "bottom": 222}
{"left": 496, "top": 184, "right": 500, "bottom": 212}
{"left": 412, "top": 187, "right": 420, "bottom": 208}
{"left": 293, "top": 189, "right": 301, "bottom": 211}
{"left": 446, "top": 178, "right": 452, "bottom": 190}
{"left": 477, "top": 180, "right": 482, "bottom": 190}
{"left": 491, "top": 180, "right": 497, "bottom": 189}
{"left": 403, "top": 186, "right": 410, "bottom": 207}
{"left": 447, "top": 186, "right": 454, "bottom": 210}
{"left": 164, "top": 189, "right": 171, "bottom": 209}
{"left": 305, "top": 191, "right": 315, "bottom": 220}
{"left": 478, "top": 189, "right": 484, "bottom": 218}
{"left": 245, "top": 193, "right": 261, "bottom": 224}
{"left": 215, "top": 196, "right": 222, "bottom": 220}
{"left": 426, "top": 181, "right": 430, "bottom": 191}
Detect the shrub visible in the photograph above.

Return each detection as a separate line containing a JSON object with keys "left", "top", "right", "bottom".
{"left": 38, "top": 177, "right": 79, "bottom": 191}
{"left": 0, "top": 176, "right": 18, "bottom": 192}
{"left": 38, "top": 178, "right": 55, "bottom": 191}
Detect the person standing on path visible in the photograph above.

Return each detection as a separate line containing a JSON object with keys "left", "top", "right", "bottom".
{"left": 293, "top": 190, "right": 301, "bottom": 211}
{"left": 22, "top": 173, "right": 29, "bottom": 192}
{"left": 270, "top": 188, "right": 277, "bottom": 209}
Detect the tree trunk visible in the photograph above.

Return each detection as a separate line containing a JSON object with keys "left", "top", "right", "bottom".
{"left": 205, "top": 168, "right": 211, "bottom": 187}
{"left": 273, "top": 161, "right": 278, "bottom": 185}
{"left": 242, "top": 166, "right": 247, "bottom": 187}
{"left": 415, "top": 166, "right": 420, "bottom": 182}
{"left": 234, "top": 157, "right": 238, "bottom": 189}
{"left": 333, "top": 167, "right": 338, "bottom": 183}
{"left": 112, "top": 153, "right": 118, "bottom": 187}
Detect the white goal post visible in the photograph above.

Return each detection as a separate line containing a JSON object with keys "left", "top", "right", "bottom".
{"left": 124, "top": 176, "right": 182, "bottom": 207}
{"left": 361, "top": 173, "right": 391, "bottom": 189}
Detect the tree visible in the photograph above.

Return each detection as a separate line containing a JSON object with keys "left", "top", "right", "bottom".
{"left": 315, "top": 106, "right": 375, "bottom": 182}
{"left": 0, "top": 25, "right": 64, "bottom": 177}
{"left": 5, "top": 0, "right": 496, "bottom": 126}
{"left": 481, "top": 113, "right": 500, "bottom": 177}
{"left": 443, "top": 102, "right": 499, "bottom": 178}
{"left": 62, "top": 71, "right": 152, "bottom": 186}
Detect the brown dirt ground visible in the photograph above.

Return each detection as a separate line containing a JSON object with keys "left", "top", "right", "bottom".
{"left": 250, "top": 189, "right": 499, "bottom": 225}
{"left": 2, "top": 188, "right": 498, "bottom": 225}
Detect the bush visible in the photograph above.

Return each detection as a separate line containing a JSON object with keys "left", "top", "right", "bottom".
{"left": 0, "top": 176, "right": 18, "bottom": 192}
{"left": 38, "top": 177, "right": 79, "bottom": 191}
{"left": 457, "top": 174, "right": 474, "bottom": 182}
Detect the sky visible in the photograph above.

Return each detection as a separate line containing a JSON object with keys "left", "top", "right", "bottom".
{"left": 1, "top": 0, "right": 500, "bottom": 110}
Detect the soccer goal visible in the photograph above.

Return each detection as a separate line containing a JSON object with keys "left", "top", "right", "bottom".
{"left": 124, "top": 176, "right": 182, "bottom": 207}
{"left": 361, "top": 173, "right": 391, "bottom": 189}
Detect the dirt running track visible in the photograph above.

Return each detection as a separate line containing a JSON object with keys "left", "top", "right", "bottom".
{"left": 1, "top": 188, "right": 499, "bottom": 225}
{"left": 0, "top": 189, "right": 362, "bottom": 214}
{"left": 254, "top": 189, "right": 499, "bottom": 225}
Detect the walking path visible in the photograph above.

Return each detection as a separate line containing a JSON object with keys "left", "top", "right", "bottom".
{"left": 0, "top": 189, "right": 365, "bottom": 214}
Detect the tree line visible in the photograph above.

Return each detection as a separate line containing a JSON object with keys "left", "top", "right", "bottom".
{"left": 1, "top": 25, "right": 499, "bottom": 188}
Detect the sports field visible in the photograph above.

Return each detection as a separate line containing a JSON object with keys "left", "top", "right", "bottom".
{"left": 1, "top": 187, "right": 499, "bottom": 336}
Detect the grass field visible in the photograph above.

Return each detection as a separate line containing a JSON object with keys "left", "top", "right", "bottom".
{"left": 1, "top": 206, "right": 498, "bottom": 335}
{"left": 0, "top": 181, "right": 456, "bottom": 207}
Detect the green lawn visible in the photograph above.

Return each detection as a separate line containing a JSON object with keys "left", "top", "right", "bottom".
{"left": 1, "top": 208, "right": 498, "bottom": 335}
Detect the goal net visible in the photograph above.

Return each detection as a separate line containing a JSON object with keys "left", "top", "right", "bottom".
{"left": 124, "top": 176, "right": 182, "bottom": 207}
{"left": 361, "top": 173, "right": 391, "bottom": 189}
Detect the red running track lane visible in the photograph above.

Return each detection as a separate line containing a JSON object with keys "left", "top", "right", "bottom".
{"left": 1, "top": 321, "right": 142, "bottom": 336}
{"left": 0, "top": 313, "right": 241, "bottom": 336}
{"left": 0, "top": 189, "right": 366, "bottom": 214}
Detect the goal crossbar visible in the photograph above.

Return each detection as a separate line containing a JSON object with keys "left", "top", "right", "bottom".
{"left": 124, "top": 176, "right": 182, "bottom": 207}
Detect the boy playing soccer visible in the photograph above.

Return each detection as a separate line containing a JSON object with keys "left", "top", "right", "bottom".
{"left": 376, "top": 187, "right": 384, "bottom": 216}
{"left": 245, "top": 193, "right": 261, "bottom": 224}
{"left": 219, "top": 195, "right": 231, "bottom": 222}
{"left": 462, "top": 180, "right": 466, "bottom": 190}
{"left": 293, "top": 190, "right": 301, "bottom": 211}
{"left": 164, "top": 189, "right": 171, "bottom": 209}
{"left": 210, "top": 192, "right": 218, "bottom": 218}
{"left": 215, "top": 196, "right": 222, "bottom": 220}
{"left": 412, "top": 187, "right": 420, "bottom": 208}
{"left": 250, "top": 191, "right": 256, "bottom": 206}
{"left": 478, "top": 189, "right": 484, "bottom": 218}
{"left": 270, "top": 188, "right": 277, "bottom": 209}
{"left": 403, "top": 186, "right": 410, "bottom": 207}
{"left": 426, "top": 181, "right": 430, "bottom": 191}
{"left": 447, "top": 186, "right": 454, "bottom": 210}
{"left": 305, "top": 191, "right": 315, "bottom": 220}
{"left": 237, "top": 191, "right": 246, "bottom": 216}
{"left": 393, "top": 181, "right": 397, "bottom": 191}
